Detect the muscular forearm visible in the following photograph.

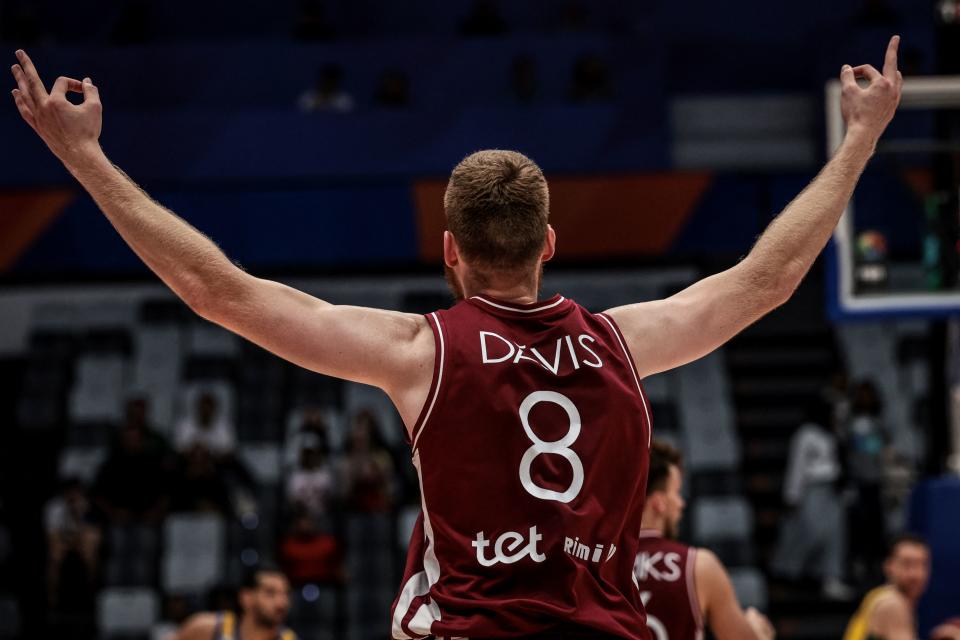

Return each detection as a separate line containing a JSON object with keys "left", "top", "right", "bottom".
{"left": 64, "top": 145, "right": 240, "bottom": 310}
{"left": 744, "top": 127, "right": 877, "bottom": 295}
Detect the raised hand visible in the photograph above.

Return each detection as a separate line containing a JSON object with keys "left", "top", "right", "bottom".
{"left": 840, "top": 35, "right": 903, "bottom": 143}
{"left": 10, "top": 49, "right": 102, "bottom": 166}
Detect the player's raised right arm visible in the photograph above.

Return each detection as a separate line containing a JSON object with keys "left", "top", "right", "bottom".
{"left": 606, "top": 36, "right": 903, "bottom": 379}
{"left": 10, "top": 51, "right": 434, "bottom": 429}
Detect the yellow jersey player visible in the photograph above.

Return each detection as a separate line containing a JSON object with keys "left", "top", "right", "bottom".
{"left": 175, "top": 564, "right": 296, "bottom": 640}
{"left": 843, "top": 535, "right": 930, "bottom": 640}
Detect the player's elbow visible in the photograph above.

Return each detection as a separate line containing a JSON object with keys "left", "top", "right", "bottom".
{"left": 179, "top": 269, "right": 247, "bottom": 324}
{"left": 743, "top": 258, "right": 804, "bottom": 310}
{"left": 178, "top": 279, "right": 211, "bottom": 318}
{"left": 769, "top": 272, "right": 802, "bottom": 308}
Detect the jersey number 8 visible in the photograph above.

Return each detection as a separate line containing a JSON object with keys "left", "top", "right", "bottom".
{"left": 518, "top": 391, "right": 584, "bottom": 504}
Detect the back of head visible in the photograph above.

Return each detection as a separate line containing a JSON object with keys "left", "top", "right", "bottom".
{"left": 444, "top": 150, "right": 549, "bottom": 276}
{"left": 646, "top": 440, "right": 683, "bottom": 497}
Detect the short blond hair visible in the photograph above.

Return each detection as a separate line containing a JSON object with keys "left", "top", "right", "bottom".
{"left": 444, "top": 150, "right": 550, "bottom": 273}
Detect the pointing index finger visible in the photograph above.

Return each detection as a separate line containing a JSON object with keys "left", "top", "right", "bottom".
{"left": 883, "top": 35, "right": 900, "bottom": 80}
{"left": 14, "top": 49, "right": 48, "bottom": 101}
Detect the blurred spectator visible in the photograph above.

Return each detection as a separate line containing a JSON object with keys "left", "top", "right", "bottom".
{"left": 110, "top": 0, "right": 151, "bottom": 45}
{"left": 299, "top": 406, "right": 331, "bottom": 442}
{"left": 825, "top": 369, "right": 852, "bottom": 427}
{"left": 340, "top": 410, "right": 394, "bottom": 513}
{"left": 374, "top": 69, "right": 411, "bottom": 108}
{"left": 92, "top": 412, "right": 169, "bottom": 526}
{"left": 510, "top": 54, "right": 538, "bottom": 104}
{"left": 0, "top": 1, "right": 44, "bottom": 44}
{"left": 125, "top": 395, "right": 164, "bottom": 443}
{"left": 900, "top": 46, "right": 927, "bottom": 77}
{"left": 772, "top": 397, "right": 852, "bottom": 600}
{"left": 45, "top": 478, "right": 101, "bottom": 609}
{"left": 286, "top": 431, "right": 336, "bottom": 523}
{"left": 170, "top": 446, "right": 232, "bottom": 515}
{"left": 175, "top": 391, "right": 236, "bottom": 458}
{"left": 569, "top": 53, "right": 613, "bottom": 103}
{"left": 459, "top": 0, "right": 508, "bottom": 37}
{"left": 299, "top": 65, "right": 354, "bottom": 113}
{"left": 294, "top": 0, "right": 336, "bottom": 41}
{"left": 557, "top": 0, "right": 588, "bottom": 32}
{"left": 845, "top": 379, "right": 891, "bottom": 584}
{"left": 279, "top": 508, "right": 342, "bottom": 585}
{"left": 285, "top": 405, "right": 333, "bottom": 470}
{"left": 855, "top": 0, "right": 900, "bottom": 26}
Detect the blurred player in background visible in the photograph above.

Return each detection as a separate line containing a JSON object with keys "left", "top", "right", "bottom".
{"left": 11, "top": 36, "right": 902, "bottom": 639}
{"left": 636, "top": 441, "right": 775, "bottom": 640}
{"left": 174, "top": 564, "right": 296, "bottom": 640}
{"left": 842, "top": 534, "right": 929, "bottom": 640}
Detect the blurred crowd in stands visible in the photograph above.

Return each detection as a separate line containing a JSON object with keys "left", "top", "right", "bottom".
{"left": 43, "top": 387, "right": 412, "bottom": 638}
{"left": 296, "top": 50, "right": 614, "bottom": 112}
{"left": 0, "top": 0, "right": 922, "bottom": 115}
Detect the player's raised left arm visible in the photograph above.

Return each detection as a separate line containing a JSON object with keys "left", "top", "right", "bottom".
{"left": 606, "top": 36, "right": 903, "bottom": 379}
{"left": 9, "top": 51, "right": 434, "bottom": 429}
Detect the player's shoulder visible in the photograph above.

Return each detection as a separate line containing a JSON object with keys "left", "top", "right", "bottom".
{"left": 177, "top": 611, "right": 219, "bottom": 639}
{"left": 693, "top": 547, "right": 735, "bottom": 604}
{"left": 871, "top": 587, "right": 911, "bottom": 618}
{"left": 693, "top": 547, "right": 723, "bottom": 574}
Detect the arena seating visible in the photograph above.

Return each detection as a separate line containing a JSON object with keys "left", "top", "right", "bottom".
{"left": 162, "top": 514, "right": 226, "bottom": 595}
{"left": 2, "top": 269, "right": 795, "bottom": 637}
{"left": 97, "top": 587, "right": 159, "bottom": 638}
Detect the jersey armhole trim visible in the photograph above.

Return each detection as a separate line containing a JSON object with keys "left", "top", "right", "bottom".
{"left": 411, "top": 312, "right": 445, "bottom": 450}
{"left": 597, "top": 312, "right": 652, "bottom": 448}
{"left": 688, "top": 547, "right": 705, "bottom": 633}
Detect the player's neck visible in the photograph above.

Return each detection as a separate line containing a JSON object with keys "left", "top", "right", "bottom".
{"left": 891, "top": 583, "right": 919, "bottom": 606}
{"left": 473, "top": 285, "right": 540, "bottom": 305}
{"left": 640, "top": 511, "right": 665, "bottom": 535}
{"left": 239, "top": 616, "right": 280, "bottom": 640}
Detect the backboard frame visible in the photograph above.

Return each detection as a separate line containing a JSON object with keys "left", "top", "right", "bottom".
{"left": 826, "top": 75, "right": 960, "bottom": 320}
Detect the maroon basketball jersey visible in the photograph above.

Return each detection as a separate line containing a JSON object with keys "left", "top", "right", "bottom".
{"left": 634, "top": 530, "right": 703, "bottom": 640}
{"left": 391, "top": 293, "right": 653, "bottom": 639}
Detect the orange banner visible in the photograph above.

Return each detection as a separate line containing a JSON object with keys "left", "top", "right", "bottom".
{"left": 414, "top": 173, "right": 712, "bottom": 262}
{"left": 0, "top": 190, "right": 74, "bottom": 271}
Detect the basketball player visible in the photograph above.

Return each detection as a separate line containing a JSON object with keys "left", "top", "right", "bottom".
{"left": 636, "top": 441, "right": 775, "bottom": 640}
{"left": 175, "top": 564, "right": 296, "bottom": 640}
{"left": 843, "top": 534, "right": 930, "bottom": 640}
{"left": 10, "top": 37, "right": 903, "bottom": 639}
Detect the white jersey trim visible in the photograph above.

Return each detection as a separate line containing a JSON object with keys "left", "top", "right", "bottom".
{"left": 413, "top": 312, "right": 445, "bottom": 450}
{"left": 391, "top": 573, "right": 430, "bottom": 640}
{"left": 597, "top": 313, "right": 652, "bottom": 448}
{"left": 687, "top": 547, "right": 704, "bottom": 633}
{"left": 470, "top": 295, "right": 566, "bottom": 313}
{"left": 391, "top": 450, "right": 443, "bottom": 639}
